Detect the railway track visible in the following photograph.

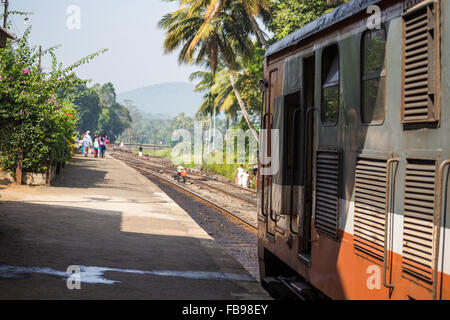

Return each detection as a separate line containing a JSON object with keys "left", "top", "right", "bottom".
{"left": 111, "top": 150, "right": 258, "bottom": 231}
{"left": 116, "top": 147, "right": 257, "bottom": 195}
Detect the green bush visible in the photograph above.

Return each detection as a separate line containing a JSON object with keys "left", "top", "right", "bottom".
{"left": 0, "top": 27, "right": 106, "bottom": 178}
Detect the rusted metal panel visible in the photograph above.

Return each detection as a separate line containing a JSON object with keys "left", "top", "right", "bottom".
{"left": 259, "top": 0, "right": 450, "bottom": 299}
{"left": 283, "top": 55, "right": 302, "bottom": 95}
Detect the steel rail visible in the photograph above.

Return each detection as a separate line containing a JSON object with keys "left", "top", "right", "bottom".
{"left": 114, "top": 156, "right": 257, "bottom": 232}
{"left": 112, "top": 152, "right": 257, "bottom": 205}
{"left": 113, "top": 148, "right": 257, "bottom": 195}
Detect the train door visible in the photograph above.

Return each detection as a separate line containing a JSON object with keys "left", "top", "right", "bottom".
{"left": 298, "top": 54, "right": 316, "bottom": 259}
{"left": 266, "top": 69, "right": 278, "bottom": 237}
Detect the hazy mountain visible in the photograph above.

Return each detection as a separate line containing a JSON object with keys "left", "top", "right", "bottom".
{"left": 117, "top": 82, "right": 203, "bottom": 118}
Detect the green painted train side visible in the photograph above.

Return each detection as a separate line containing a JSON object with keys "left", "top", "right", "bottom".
{"left": 260, "top": 0, "right": 450, "bottom": 299}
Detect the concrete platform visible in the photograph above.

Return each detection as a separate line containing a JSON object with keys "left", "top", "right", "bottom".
{"left": 0, "top": 155, "right": 270, "bottom": 300}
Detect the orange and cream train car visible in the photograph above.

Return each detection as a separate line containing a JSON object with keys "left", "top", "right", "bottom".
{"left": 257, "top": 0, "right": 450, "bottom": 300}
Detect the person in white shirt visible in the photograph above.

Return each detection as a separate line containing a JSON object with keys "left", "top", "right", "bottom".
{"left": 82, "top": 131, "right": 93, "bottom": 157}
{"left": 241, "top": 170, "right": 250, "bottom": 189}
{"left": 237, "top": 165, "right": 245, "bottom": 186}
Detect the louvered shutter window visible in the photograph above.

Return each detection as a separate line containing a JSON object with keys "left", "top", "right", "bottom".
{"left": 314, "top": 150, "right": 341, "bottom": 238}
{"left": 402, "top": 159, "right": 437, "bottom": 283}
{"left": 353, "top": 157, "right": 388, "bottom": 260}
{"left": 401, "top": 1, "right": 440, "bottom": 124}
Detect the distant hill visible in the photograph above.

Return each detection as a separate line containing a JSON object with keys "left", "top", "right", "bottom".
{"left": 117, "top": 82, "right": 203, "bottom": 118}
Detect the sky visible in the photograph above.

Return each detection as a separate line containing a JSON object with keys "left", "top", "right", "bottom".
{"left": 8, "top": 0, "right": 201, "bottom": 93}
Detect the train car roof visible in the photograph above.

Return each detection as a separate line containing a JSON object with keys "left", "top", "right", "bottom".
{"left": 266, "top": 0, "right": 383, "bottom": 57}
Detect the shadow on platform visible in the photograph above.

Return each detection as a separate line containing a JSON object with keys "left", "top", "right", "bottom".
{"left": 0, "top": 200, "right": 263, "bottom": 300}
{"left": 51, "top": 157, "right": 109, "bottom": 189}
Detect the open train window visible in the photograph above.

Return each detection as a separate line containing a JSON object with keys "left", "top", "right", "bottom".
{"left": 321, "top": 44, "right": 340, "bottom": 126}
{"left": 361, "top": 28, "right": 386, "bottom": 125}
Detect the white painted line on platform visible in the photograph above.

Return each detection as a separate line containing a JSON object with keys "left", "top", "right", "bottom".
{"left": 0, "top": 265, "right": 255, "bottom": 284}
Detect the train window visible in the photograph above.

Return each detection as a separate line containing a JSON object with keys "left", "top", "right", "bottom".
{"left": 284, "top": 92, "right": 301, "bottom": 176}
{"left": 401, "top": 1, "right": 440, "bottom": 125}
{"left": 361, "top": 28, "right": 386, "bottom": 124}
{"left": 321, "top": 45, "right": 340, "bottom": 126}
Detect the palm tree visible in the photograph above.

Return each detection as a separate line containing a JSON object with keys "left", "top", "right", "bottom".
{"left": 190, "top": 70, "right": 216, "bottom": 150}
{"left": 159, "top": 3, "right": 259, "bottom": 142}
{"left": 172, "top": 0, "right": 270, "bottom": 48}
{"left": 238, "top": 0, "right": 271, "bottom": 49}
{"left": 210, "top": 68, "right": 237, "bottom": 116}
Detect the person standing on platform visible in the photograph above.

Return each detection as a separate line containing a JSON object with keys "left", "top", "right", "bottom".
{"left": 99, "top": 136, "right": 104, "bottom": 158}
{"left": 83, "top": 131, "right": 93, "bottom": 157}
{"left": 103, "top": 136, "right": 109, "bottom": 156}
{"left": 93, "top": 137, "right": 99, "bottom": 158}
{"left": 79, "top": 139, "right": 84, "bottom": 155}
{"left": 139, "top": 145, "right": 143, "bottom": 157}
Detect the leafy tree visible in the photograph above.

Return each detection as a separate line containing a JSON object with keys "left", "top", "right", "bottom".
{"left": 73, "top": 82, "right": 132, "bottom": 141}
{"left": 189, "top": 70, "right": 215, "bottom": 116}
{"left": 74, "top": 84, "right": 101, "bottom": 134}
{"left": 0, "top": 26, "right": 106, "bottom": 177}
{"left": 269, "top": 0, "right": 347, "bottom": 40}
{"left": 158, "top": 2, "right": 259, "bottom": 142}
{"left": 165, "top": 0, "right": 271, "bottom": 48}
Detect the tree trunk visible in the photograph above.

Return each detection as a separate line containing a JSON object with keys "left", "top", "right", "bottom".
{"left": 225, "top": 115, "right": 230, "bottom": 141}
{"left": 16, "top": 148, "right": 23, "bottom": 186}
{"left": 226, "top": 67, "right": 259, "bottom": 143}
{"left": 45, "top": 160, "right": 51, "bottom": 186}
{"left": 212, "top": 105, "right": 216, "bottom": 151}
{"left": 250, "top": 15, "right": 268, "bottom": 49}
{"left": 208, "top": 113, "right": 212, "bottom": 152}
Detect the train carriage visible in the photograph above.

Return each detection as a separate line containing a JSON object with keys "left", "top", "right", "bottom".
{"left": 258, "top": 0, "right": 450, "bottom": 300}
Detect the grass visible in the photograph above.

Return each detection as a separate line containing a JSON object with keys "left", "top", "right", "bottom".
{"left": 199, "top": 152, "right": 257, "bottom": 189}
{"left": 134, "top": 148, "right": 173, "bottom": 159}
{"left": 132, "top": 148, "right": 257, "bottom": 188}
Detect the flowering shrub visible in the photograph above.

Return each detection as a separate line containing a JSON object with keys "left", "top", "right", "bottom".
{"left": 0, "top": 27, "right": 107, "bottom": 177}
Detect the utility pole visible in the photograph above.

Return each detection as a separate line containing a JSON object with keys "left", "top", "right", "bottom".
{"left": 153, "top": 128, "right": 156, "bottom": 153}
{"left": 38, "top": 45, "right": 42, "bottom": 73}
{"left": 3, "top": 0, "right": 24, "bottom": 185}
{"left": 3, "top": 0, "right": 24, "bottom": 186}
{"left": 3, "top": 0, "right": 8, "bottom": 29}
